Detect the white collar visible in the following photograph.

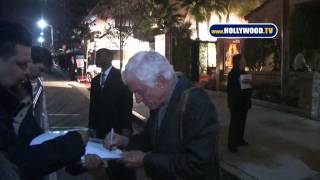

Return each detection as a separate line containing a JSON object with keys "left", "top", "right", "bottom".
{"left": 102, "top": 66, "right": 113, "bottom": 78}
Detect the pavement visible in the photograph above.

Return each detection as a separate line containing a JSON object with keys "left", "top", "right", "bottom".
{"left": 131, "top": 91, "right": 320, "bottom": 180}
{"left": 43, "top": 71, "right": 320, "bottom": 180}
{"left": 206, "top": 91, "right": 320, "bottom": 180}
{"left": 44, "top": 75, "right": 89, "bottom": 127}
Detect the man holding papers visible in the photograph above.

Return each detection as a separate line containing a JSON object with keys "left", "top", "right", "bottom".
{"left": 227, "top": 54, "right": 252, "bottom": 153}
{"left": 0, "top": 21, "right": 88, "bottom": 180}
{"left": 104, "top": 51, "right": 220, "bottom": 180}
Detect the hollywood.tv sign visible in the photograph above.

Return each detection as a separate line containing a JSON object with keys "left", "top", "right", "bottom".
{"left": 210, "top": 23, "right": 278, "bottom": 38}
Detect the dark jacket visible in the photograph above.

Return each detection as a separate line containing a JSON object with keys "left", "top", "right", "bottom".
{"left": 0, "top": 85, "right": 85, "bottom": 180}
{"left": 126, "top": 77, "right": 220, "bottom": 180}
{"left": 0, "top": 152, "right": 20, "bottom": 180}
{"left": 89, "top": 67, "right": 133, "bottom": 138}
{"left": 227, "top": 67, "right": 252, "bottom": 110}
{"left": 32, "top": 77, "right": 48, "bottom": 130}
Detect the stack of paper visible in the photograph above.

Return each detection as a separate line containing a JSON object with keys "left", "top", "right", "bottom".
{"left": 30, "top": 131, "right": 122, "bottom": 160}
{"left": 84, "top": 141, "right": 122, "bottom": 160}
{"left": 240, "top": 74, "right": 252, "bottom": 89}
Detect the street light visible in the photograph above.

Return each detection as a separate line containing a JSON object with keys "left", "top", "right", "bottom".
{"left": 37, "top": 19, "right": 48, "bottom": 29}
{"left": 37, "top": 19, "right": 54, "bottom": 50}
{"left": 38, "top": 36, "right": 45, "bottom": 47}
{"left": 38, "top": 36, "right": 45, "bottom": 43}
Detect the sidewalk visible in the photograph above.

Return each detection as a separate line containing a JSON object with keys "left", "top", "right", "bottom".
{"left": 133, "top": 91, "right": 320, "bottom": 180}
{"left": 206, "top": 91, "right": 320, "bottom": 180}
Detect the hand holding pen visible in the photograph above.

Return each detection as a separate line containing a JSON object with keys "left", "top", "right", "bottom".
{"left": 104, "top": 128, "right": 126, "bottom": 150}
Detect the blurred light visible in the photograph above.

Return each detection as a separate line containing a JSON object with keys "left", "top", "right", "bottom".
{"left": 151, "top": 23, "right": 158, "bottom": 28}
{"left": 38, "top": 36, "right": 45, "bottom": 43}
{"left": 37, "top": 19, "right": 48, "bottom": 29}
{"left": 40, "top": 32, "right": 44, "bottom": 36}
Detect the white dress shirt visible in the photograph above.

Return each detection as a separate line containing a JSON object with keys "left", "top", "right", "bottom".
{"left": 100, "top": 66, "right": 113, "bottom": 88}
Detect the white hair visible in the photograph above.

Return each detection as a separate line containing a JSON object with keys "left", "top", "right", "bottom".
{"left": 122, "top": 51, "right": 175, "bottom": 87}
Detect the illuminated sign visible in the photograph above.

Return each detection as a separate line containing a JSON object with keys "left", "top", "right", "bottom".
{"left": 210, "top": 23, "right": 278, "bottom": 38}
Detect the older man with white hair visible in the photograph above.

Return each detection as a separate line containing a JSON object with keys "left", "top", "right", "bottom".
{"left": 104, "top": 51, "right": 220, "bottom": 180}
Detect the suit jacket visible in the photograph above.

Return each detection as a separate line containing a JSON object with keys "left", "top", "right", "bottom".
{"left": 0, "top": 84, "right": 85, "bottom": 180}
{"left": 127, "top": 76, "right": 220, "bottom": 180}
{"left": 227, "top": 67, "right": 252, "bottom": 110}
{"left": 89, "top": 67, "right": 133, "bottom": 138}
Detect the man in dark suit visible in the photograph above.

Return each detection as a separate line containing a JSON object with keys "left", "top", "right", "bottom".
{"left": 88, "top": 48, "right": 134, "bottom": 179}
{"left": 227, "top": 54, "right": 252, "bottom": 153}
{"left": 104, "top": 51, "right": 220, "bottom": 180}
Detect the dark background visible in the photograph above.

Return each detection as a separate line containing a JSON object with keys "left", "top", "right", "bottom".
{"left": 0, "top": 0, "right": 97, "bottom": 48}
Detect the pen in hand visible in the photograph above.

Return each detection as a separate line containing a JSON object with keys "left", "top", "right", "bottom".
{"left": 110, "top": 128, "right": 114, "bottom": 150}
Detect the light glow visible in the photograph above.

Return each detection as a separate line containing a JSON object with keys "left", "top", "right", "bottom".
{"left": 37, "top": 19, "right": 48, "bottom": 29}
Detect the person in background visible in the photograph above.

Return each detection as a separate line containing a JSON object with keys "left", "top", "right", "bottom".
{"left": 293, "top": 49, "right": 312, "bottom": 72}
{"left": 104, "top": 51, "right": 220, "bottom": 180}
{"left": 28, "top": 46, "right": 53, "bottom": 131}
{"left": 260, "top": 52, "right": 275, "bottom": 72}
{"left": 88, "top": 48, "right": 135, "bottom": 180}
{"left": 227, "top": 54, "right": 252, "bottom": 153}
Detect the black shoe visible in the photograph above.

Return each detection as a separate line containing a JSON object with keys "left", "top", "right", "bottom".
{"left": 238, "top": 140, "right": 249, "bottom": 146}
{"left": 228, "top": 146, "right": 238, "bottom": 153}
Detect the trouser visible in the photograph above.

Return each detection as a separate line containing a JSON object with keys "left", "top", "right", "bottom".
{"left": 228, "top": 108, "right": 249, "bottom": 147}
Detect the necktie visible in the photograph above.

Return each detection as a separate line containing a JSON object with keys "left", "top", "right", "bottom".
{"left": 100, "top": 73, "right": 106, "bottom": 88}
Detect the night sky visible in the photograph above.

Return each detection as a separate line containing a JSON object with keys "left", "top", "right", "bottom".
{"left": 0, "top": 0, "right": 97, "bottom": 47}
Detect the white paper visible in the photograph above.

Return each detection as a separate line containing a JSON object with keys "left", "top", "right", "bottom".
{"left": 83, "top": 141, "right": 122, "bottom": 160}
{"left": 240, "top": 74, "right": 252, "bottom": 89}
{"left": 30, "top": 131, "right": 122, "bottom": 160}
